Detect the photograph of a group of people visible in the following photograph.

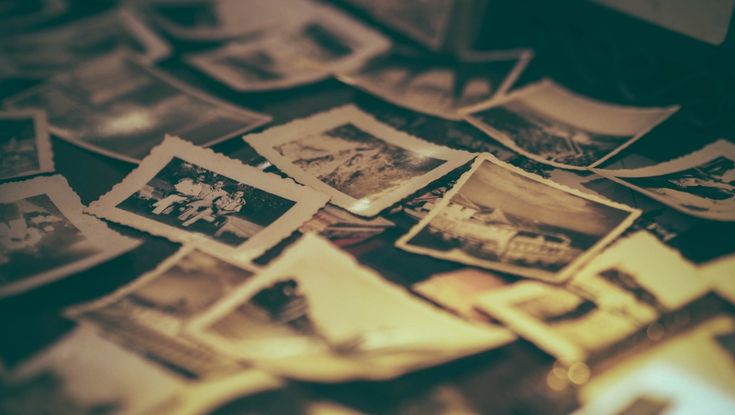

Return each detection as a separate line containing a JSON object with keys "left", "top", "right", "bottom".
{"left": 118, "top": 157, "right": 295, "bottom": 246}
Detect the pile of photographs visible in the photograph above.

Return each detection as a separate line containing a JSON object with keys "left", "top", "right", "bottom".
{"left": 1, "top": 1, "right": 734, "bottom": 414}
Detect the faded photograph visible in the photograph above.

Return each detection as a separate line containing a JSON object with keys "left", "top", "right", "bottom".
{"left": 6, "top": 53, "right": 270, "bottom": 162}
{"left": 299, "top": 205, "right": 394, "bottom": 248}
{"left": 275, "top": 123, "right": 445, "bottom": 201}
{"left": 340, "top": 49, "right": 531, "bottom": 120}
{"left": 398, "top": 155, "right": 639, "bottom": 281}
{"left": 463, "top": 80, "right": 678, "bottom": 169}
{"left": 187, "top": 4, "right": 389, "bottom": 91}
{"left": 0, "top": 110, "right": 53, "bottom": 180}
{"left": 72, "top": 248, "right": 254, "bottom": 378}
{"left": 0, "top": 10, "right": 169, "bottom": 78}
{"left": 117, "top": 157, "right": 296, "bottom": 247}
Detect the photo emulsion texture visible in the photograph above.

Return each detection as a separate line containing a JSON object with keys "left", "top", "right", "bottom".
{"left": 116, "top": 157, "right": 296, "bottom": 247}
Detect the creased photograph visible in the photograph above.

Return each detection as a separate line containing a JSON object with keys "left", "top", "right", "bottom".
{"left": 461, "top": 79, "right": 679, "bottom": 170}
{"left": 396, "top": 153, "right": 640, "bottom": 282}
{"left": 187, "top": 233, "right": 514, "bottom": 382}
{"left": 87, "top": 135, "right": 329, "bottom": 262}
{"left": 245, "top": 105, "right": 475, "bottom": 217}
{"left": 0, "top": 175, "right": 140, "bottom": 298}
{"left": 593, "top": 139, "right": 735, "bottom": 221}
{"left": 339, "top": 48, "right": 532, "bottom": 120}
{"left": 67, "top": 245, "right": 259, "bottom": 379}
{"left": 6, "top": 52, "right": 271, "bottom": 163}
{"left": 0, "top": 109, "right": 54, "bottom": 181}
{"left": 0, "top": 10, "right": 169, "bottom": 78}
{"left": 187, "top": 3, "right": 390, "bottom": 91}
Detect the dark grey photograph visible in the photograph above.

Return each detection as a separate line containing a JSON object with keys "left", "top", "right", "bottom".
{"left": 0, "top": 110, "right": 52, "bottom": 180}
{"left": 398, "top": 156, "right": 639, "bottom": 281}
{"left": 117, "top": 157, "right": 296, "bottom": 247}
{"left": 6, "top": 53, "right": 270, "bottom": 162}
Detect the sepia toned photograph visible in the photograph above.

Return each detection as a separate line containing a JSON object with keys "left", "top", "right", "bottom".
{"left": 187, "top": 3, "right": 390, "bottom": 91}
{"left": 474, "top": 281, "right": 646, "bottom": 363}
{"left": 245, "top": 105, "right": 474, "bottom": 217}
{"left": 0, "top": 175, "right": 139, "bottom": 298}
{"left": 0, "top": 10, "right": 169, "bottom": 78}
{"left": 397, "top": 154, "right": 640, "bottom": 282}
{"left": 87, "top": 135, "right": 329, "bottom": 261}
{"left": 594, "top": 139, "right": 735, "bottom": 221}
{"left": 0, "top": 109, "right": 53, "bottom": 181}
{"left": 339, "top": 48, "right": 532, "bottom": 120}
{"left": 5, "top": 53, "right": 271, "bottom": 163}
{"left": 188, "top": 233, "right": 514, "bottom": 382}
{"left": 68, "top": 246, "right": 256, "bottom": 378}
{"left": 461, "top": 79, "right": 679, "bottom": 170}
{"left": 299, "top": 205, "right": 394, "bottom": 248}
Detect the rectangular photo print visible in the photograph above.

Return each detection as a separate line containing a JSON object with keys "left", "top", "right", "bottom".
{"left": 0, "top": 175, "right": 139, "bottom": 298}
{"left": 187, "top": 3, "right": 390, "bottom": 91}
{"left": 0, "top": 109, "right": 53, "bottom": 181}
{"left": 87, "top": 135, "right": 329, "bottom": 262}
{"left": 396, "top": 154, "right": 641, "bottom": 282}
{"left": 187, "top": 233, "right": 514, "bottom": 382}
{"left": 0, "top": 9, "right": 169, "bottom": 78}
{"left": 5, "top": 52, "right": 271, "bottom": 163}
{"left": 338, "top": 48, "right": 532, "bottom": 120}
{"left": 461, "top": 79, "right": 679, "bottom": 170}
{"left": 593, "top": 139, "right": 735, "bottom": 221}
{"left": 67, "top": 245, "right": 258, "bottom": 379}
{"left": 245, "top": 105, "right": 475, "bottom": 217}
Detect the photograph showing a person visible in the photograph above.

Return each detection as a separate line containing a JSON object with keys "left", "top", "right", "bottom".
{"left": 461, "top": 79, "right": 679, "bottom": 170}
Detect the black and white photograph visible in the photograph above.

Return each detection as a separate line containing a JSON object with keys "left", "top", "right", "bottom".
{"left": 299, "top": 205, "right": 395, "bottom": 248}
{"left": 245, "top": 105, "right": 475, "bottom": 217}
{"left": 0, "top": 109, "right": 53, "bottom": 181}
{"left": 339, "top": 49, "right": 532, "bottom": 120}
{"left": 68, "top": 246, "right": 257, "bottom": 378}
{"left": 0, "top": 10, "right": 169, "bottom": 78}
{"left": 1, "top": 326, "right": 182, "bottom": 415}
{"left": 186, "top": 3, "right": 390, "bottom": 91}
{"left": 141, "top": 0, "right": 316, "bottom": 41}
{"left": 594, "top": 139, "right": 735, "bottom": 221}
{"left": 474, "top": 281, "right": 646, "bottom": 363}
{"left": 87, "top": 135, "right": 329, "bottom": 261}
{"left": 0, "top": 176, "right": 139, "bottom": 298}
{"left": 188, "top": 233, "right": 513, "bottom": 382}
{"left": 396, "top": 154, "right": 640, "bottom": 282}
{"left": 5, "top": 53, "right": 271, "bottom": 163}
{"left": 461, "top": 79, "right": 679, "bottom": 170}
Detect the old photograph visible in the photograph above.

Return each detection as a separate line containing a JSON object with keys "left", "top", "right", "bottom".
{"left": 0, "top": 110, "right": 53, "bottom": 181}
{"left": 187, "top": 3, "right": 390, "bottom": 91}
{"left": 396, "top": 154, "right": 640, "bottom": 282}
{"left": 339, "top": 48, "right": 532, "bottom": 120}
{"left": 475, "top": 281, "right": 646, "bottom": 363}
{"left": 0, "top": 10, "right": 169, "bottom": 78}
{"left": 299, "top": 205, "right": 394, "bottom": 248}
{"left": 67, "top": 246, "right": 257, "bottom": 378}
{"left": 188, "top": 233, "right": 514, "bottom": 382}
{"left": 593, "top": 139, "right": 735, "bottom": 221}
{"left": 5, "top": 53, "right": 271, "bottom": 163}
{"left": 245, "top": 105, "right": 475, "bottom": 217}
{"left": 0, "top": 175, "right": 139, "bottom": 298}
{"left": 87, "top": 135, "right": 329, "bottom": 261}
{"left": 461, "top": 79, "right": 679, "bottom": 170}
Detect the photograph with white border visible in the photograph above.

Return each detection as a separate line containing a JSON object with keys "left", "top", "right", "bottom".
{"left": 186, "top": 233, "right": 514, "bottom": 382}
{"left": 338, "top": 48, "right": 532, "bottom": 120}
{"left": 0, "top": 9, "right": 169, "bottom": 78}
{"left": 461, "top": 79, "right": 679, "bottom": 170}
{"left": 87, "top": 135, "right": 329, "bottom": 262}
{"left": 0, "top": 175, "right": 140, "bottom": 298}
{"left": 397, "top": 154, "right": 640, "bottom": 282}
{"left": 593, "top": 139, "right": 735, "bottom": 221}
{"left": 5, "top": 52, "right": 271, "bottom": 163}
{"left": 245, "top": 105, "right": 475, "bottom": 217}
{"left": 67, "top": 245, "right": 259, "bottom": 379}
{"left": 0, "top": 109, "right": 54, "bottom": 181}
{"left": 187, "top": 3, "right": 390, "bottom": 91}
